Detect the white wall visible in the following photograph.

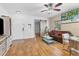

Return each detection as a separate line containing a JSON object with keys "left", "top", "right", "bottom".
{"left": 0, "top": 5, "right": 48, "bottom": 40}
{"left": 0, "top": 6, "right": 9, "bottom": 16}
{"left": 11, "top": 14, "right": 35, "bottom": 40}
{"left": 61, "top": 22, "right": 79, "bottom": 36}
{"left": 48, "top": 15, "right": 61, "bottom": 31}
{"left": 23, "top": 15, "right": 35, "bottom": 39}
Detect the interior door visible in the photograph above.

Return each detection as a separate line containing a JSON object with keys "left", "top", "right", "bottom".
{"left": 35, "top": 21, "right": 40, "bottom": 36}
{"left": 23, "top": 24, "right": 32, "bottom": 39}
{"left": 12, "top": 15, "right": 23, "bottom": 40}
{"left": 14, "top": 23, "right": 23, "bottom": 39}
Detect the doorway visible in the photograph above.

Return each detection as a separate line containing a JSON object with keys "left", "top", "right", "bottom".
{"left": 34, "top": 20, "right": 47, "bottom": 37}
{"left": 35, "top": 20, "right": 40, "bottom": 36}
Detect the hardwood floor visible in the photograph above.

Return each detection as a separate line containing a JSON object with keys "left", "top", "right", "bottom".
{"left": 6, "top": 36, "right": 70, "bottom": 56}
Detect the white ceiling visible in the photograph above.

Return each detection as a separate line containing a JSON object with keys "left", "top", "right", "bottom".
{"left": 0, "top": 3, "right": 79, "bottom": 18}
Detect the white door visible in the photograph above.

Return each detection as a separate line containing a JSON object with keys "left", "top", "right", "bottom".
{"left": 12, "top": 15, "right": 23, "bottom": 40}
{"left": 23, "top": 24, "right": 32, "bottom": 39}
{"left": 14, "top": 23, "right": 23, "bottom": 39}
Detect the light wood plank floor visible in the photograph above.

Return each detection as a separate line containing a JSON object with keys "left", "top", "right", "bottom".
{"left": 6, "top": 36, "right": 70, "bottom": 56}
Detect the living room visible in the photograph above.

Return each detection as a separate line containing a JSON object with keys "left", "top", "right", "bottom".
{"left": 0, "top": 3, "right": 79, "bottom": 56}
{"left": 47, "top": 4, "right": 79, "bottom": 55}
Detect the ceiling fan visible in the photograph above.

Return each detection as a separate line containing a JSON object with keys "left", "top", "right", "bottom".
{"left": 41, "top": 3, "right": 62, "bottom": 12}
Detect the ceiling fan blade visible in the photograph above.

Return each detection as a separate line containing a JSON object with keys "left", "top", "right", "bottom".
{"left": 53, "top": 9, "right": 61, "bottom": 11}
{"left": 44, "top": 3, "right": 53, "bottom": 8}
{"left": 41, "top": 10, "right": 48, "bottom": 12}
{"left": 44, "top": 4, "right": 48, "bottom": 7}
{"left": 55, "top": 3, "right": 62, "bottom": 7}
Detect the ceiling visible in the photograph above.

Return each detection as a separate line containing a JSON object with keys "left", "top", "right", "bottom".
{"left": 0, "top": 3, "right": 79, "bottom": 18}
